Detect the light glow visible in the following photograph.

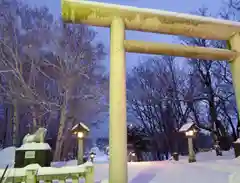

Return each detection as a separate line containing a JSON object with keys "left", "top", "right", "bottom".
{"left": 185, "top": 130, "right": 194, "bottom": 137}
{"left": 77, "top": 132, "right": 84, "bottom": 138}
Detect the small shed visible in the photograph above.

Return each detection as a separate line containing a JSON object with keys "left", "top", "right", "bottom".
{"left": 179, "top": 122, "right": 200, "bottom": 133}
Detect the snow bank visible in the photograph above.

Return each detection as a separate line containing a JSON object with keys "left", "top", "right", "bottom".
{"left": 63, "top": 155, "right": 108, "bottom": 167}
{"left": 0, "top": 163, "right": 93, "bottom": 178}
{"left": 94, "top": 155, "right": 109, "bottom": 163}
{"left": 233, "top": 138, "right": 240, "bottom": 143}
{"left": 90, "top": 146, "right": 109, "bottom": 163}
{"left": 1, "top": 145, "right": 239, "bottom": 183}
{"left": 62, "top": 155, "right": 108, "bottom": 167}
{"left": 179, "top": 149, "right": 235, "bottom": 162}
{"left": 229, "top": 171, "right": 240, "bottom": 183}
{"left": 0, "top": 146, "right": 16, "bottom": 168}
{"left": 0, "top": 144, "right": 51, "bottom": 169}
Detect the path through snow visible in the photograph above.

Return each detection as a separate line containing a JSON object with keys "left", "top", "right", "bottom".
{"left": 1, "top": 147, "right": 240, "bottom": 183}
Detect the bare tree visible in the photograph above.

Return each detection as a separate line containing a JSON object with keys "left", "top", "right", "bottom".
{"left": 0, "top": 0, "right": 108, "bottom": 158}
{"left": 127, "top": 8, "right": 237, "bottom": 157}
{"left": 179, "top": 8, "right": 237, "bottom": 151}
{"left": 0, "top": 0, "right": 55, "bottom": 145}
{"left": 127, "top": 56, "right": 190, "bottom": 159}
{"left": 39, "top": 23, "right": 107, "bottom": 161}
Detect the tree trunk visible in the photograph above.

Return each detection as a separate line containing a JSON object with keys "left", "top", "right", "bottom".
{"left": 135, "top": 149, "right": 142, "bottom": 161}
{"left": 229, "top": 118, "right": 237, "bottom": 141}
{"left": 61, "top": 133, "right": 74, "bottom": 160}
{"left": 4, "top": 104, "right": 13, "bottom": 147}
{"left": 61, "top": 116, "right": 76, "bottom": 160}
{"left": 12, "top": 99, "right": 19, "bottom": 146}
{"left": 2, "top": 108, "right": 7, "bottom": 148}
{"left": 53, "top": 92, "right": 67, "bottom": 161}
{"left": 31, "top": 105, "right": 38, "bottom": 133}
{"left": 237, "top": 115, "right": 240, "bottom": 138}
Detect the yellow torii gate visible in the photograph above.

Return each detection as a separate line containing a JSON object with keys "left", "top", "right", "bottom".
{"left": 61, "top": 0, "right": 240, "bottom": 182}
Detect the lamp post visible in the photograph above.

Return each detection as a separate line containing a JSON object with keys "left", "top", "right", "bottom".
{"left": 71, "top": 123, "right": 90, "bottom": 165}
{"left": 90, "top": 152, "right": 96, "bottom": 162}
{"left": 128, "top": 151, "right": 137, "bottom": 162}
{"left": 130, "top": 152, "right": 136, "bottom": 162}
{"left": 185, "top": 129, "right": 197, "bottom": 163}
{"left": 179, "top": 122, "right": 199, "bottom": 163}
{"left": 77, "top": 131, "right": 84, "bottom": 165}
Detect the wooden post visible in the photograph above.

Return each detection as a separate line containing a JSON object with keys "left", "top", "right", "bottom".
{"left": 72, "top": 178, "right": 79, "bottom": 183}
{"left": 188, "top": 137, "right": 196, "bottom": 163}
{"left": 229, "top": 33, "right": 240, "bottom": 130}
{"left": 85, "top": 164, "right": 94, "bottom": 183}
{"left": 109, "top": 16, "right": 128, "bottom": 183}
{"left": 25, "top": 166, "right": 38, "bottom": 183}
{"left": 77, "top": 138, "right": 84, "bottom": 165}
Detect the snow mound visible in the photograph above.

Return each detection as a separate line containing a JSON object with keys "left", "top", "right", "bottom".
{"left": 64, "top": 155, "right": 108, "bottom": 167}
{"left": 17, "top": 143, "right": 51, "bottom": 150}
{"left": 233, "top": 138, "right": 240, "bottom": 143}
{"left": 65, "top": 160, "right": 77, "bottom": 166}
{"left": 0, "top": 143, "right": 51, "bottom": 169}
{"left": 229, "top": 171, "right": 240, "bottom": 183}
{"left": 1, "top": 145, "right": 239, "bottom": 183}
{"left": 90, "top": 146, "right": 109, "bottom": 163}
{"left": 0, "top": 146, "right": 16, "bottom": 168}
{"left": 179, "top": 149, "right": 235, "bottom": 162}
{"left": 94, "top": 155, "right": 108, "bottom": 163}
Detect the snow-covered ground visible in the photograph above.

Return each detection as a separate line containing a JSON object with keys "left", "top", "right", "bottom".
{"left": 0, "top": 146, "right": 16, "bottom": 168}
{"left": 1, "top": 146, "right": 240, "bottom": 183}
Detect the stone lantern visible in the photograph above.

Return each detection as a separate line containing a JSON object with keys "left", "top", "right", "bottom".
{"left": 179, "top": 122, "right": 199, "bottom": 163}
{"left": 71, "top": 122, "right": 90, "bottom": 165}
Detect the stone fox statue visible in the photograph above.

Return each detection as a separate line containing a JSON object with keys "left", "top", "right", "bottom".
{"left": 23, "top": 128, "right": 47, "bottom": 144}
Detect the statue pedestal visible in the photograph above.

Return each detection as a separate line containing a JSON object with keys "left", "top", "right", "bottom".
{"left": 14, "top": 143, "right": 52, "bottom": 168}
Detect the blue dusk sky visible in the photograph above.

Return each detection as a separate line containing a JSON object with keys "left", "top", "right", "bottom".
{"left": 26, "top": 0, "right": 224, "bottom": 70}
{"left": 26, "top": 0, "right": 224, "bottom": 139}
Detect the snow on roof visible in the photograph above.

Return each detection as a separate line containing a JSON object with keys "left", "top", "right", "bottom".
{"left": 80, "top": 122, "right": 90, "bottom": 131}
{"left": 72, "top": 122, "right": 90, "bottom": 132}
{"left": 179, "top": 122, "right": 194, "bottom": 132}
{"left": 17, "top": 143, "right": 51, "bottom": 151}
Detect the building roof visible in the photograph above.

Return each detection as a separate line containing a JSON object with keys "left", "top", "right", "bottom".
{"left": 71, "top": 122, "right": 90, "bottom": 133}
{"left": 179, "top": 122, "right": 195, "bottom": 132}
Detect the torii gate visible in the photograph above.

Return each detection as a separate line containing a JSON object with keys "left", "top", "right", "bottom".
{"left": 61, "top": 0, "right": 240, "bottom": 182}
